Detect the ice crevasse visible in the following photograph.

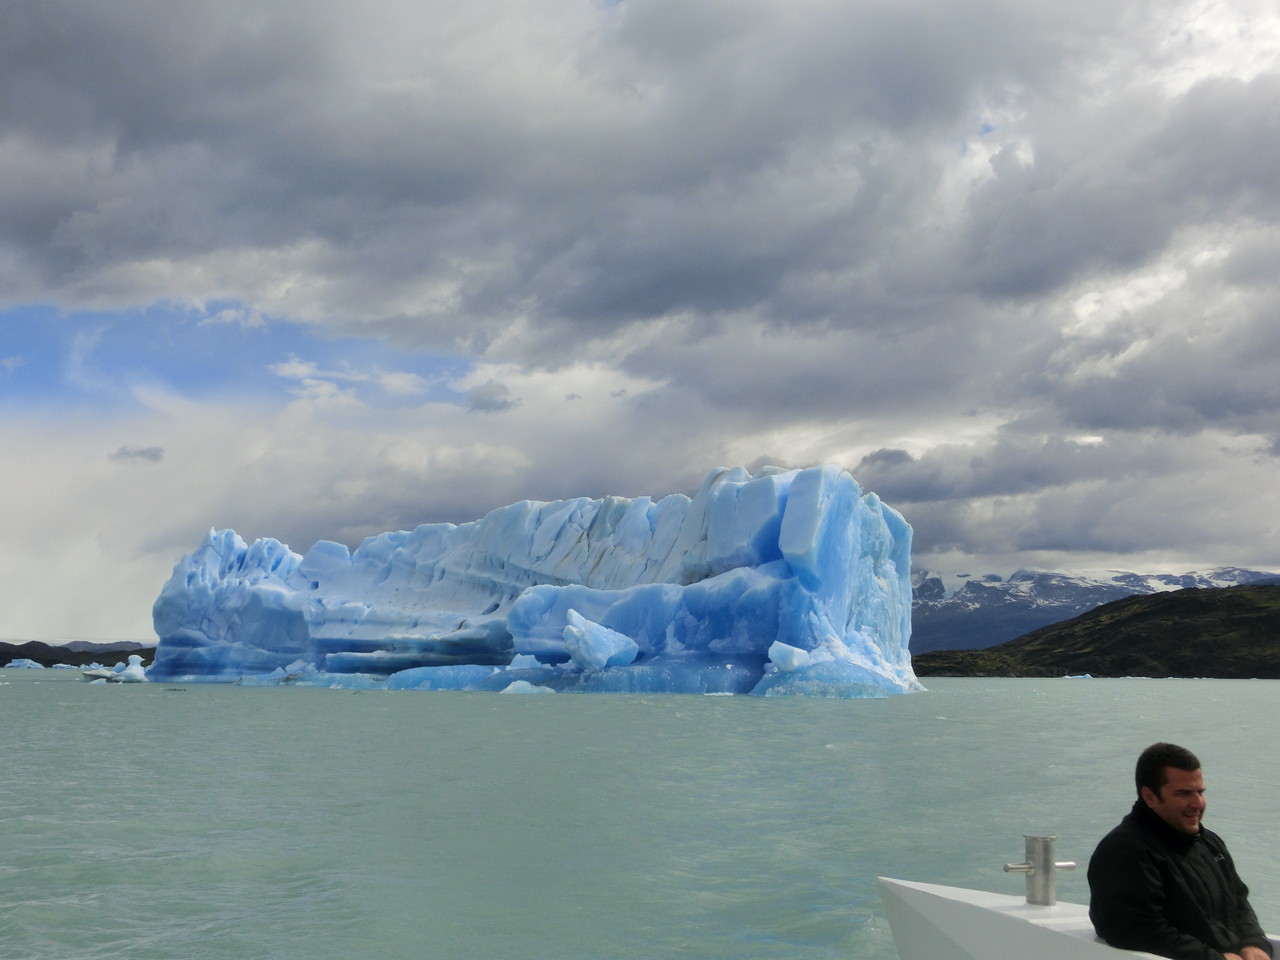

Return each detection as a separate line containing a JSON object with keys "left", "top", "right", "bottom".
{"left": 150, "top": 465, "right": 921, "bottom": 697}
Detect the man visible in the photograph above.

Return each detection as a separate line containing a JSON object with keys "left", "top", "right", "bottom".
{"left": 1089, "top": 742, "right": 1272, "bottom": 960}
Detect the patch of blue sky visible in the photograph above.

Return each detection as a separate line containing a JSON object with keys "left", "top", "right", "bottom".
{"left": 0, "top": 302, "right": 471, "bottom": 412}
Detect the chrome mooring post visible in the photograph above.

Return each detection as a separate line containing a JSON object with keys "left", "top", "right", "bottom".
{"left": 1003, "top": 834, "right": 1077, "bottom": 906}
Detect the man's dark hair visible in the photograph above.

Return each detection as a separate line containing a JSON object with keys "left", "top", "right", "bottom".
{"left": 1135, "top": 742, "right": 1201, "bottom": 798}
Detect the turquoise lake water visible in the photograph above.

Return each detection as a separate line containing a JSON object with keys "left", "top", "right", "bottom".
{"left": 3, "top": 672, "right": 1278, "bottom": 959}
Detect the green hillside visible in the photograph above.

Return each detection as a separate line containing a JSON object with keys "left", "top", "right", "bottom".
{"left": 912, "top": 584, "right": 1280, "bottom": 678}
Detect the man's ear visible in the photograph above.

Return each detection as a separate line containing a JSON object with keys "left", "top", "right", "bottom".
{"left": 1140, "top": 785, "right": 1159, "bottom": 808}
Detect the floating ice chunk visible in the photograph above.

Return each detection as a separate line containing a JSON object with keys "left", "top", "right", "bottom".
{"left": 3, "top": 659, "right": 44, "bottom": 669}
{"left": 563, "top": 610, "right": 640, "bottom": 671}
{"left": 767, "top": 641, "right": 811, "bottom": 672}
{"left": 500, "top": 680, "right": 556, "bottom": 694}
{"left": 113, "top": 654, "right": 149, "bottom": 683}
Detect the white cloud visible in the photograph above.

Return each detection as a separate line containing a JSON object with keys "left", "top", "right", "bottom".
{"left": 201, "top": 304, "right": 267, "bottom": 328}
{"left": 377, "top": 370, "right": 430, "bottom": 395}
{"left": 269, "top": 354, "right": 431, "bottom": 399}
{"left": 1151, "top": 0, "right": 1280, "bottom": 95}
{"left": 269, "top": 355, "right": 320, "bottom": 380}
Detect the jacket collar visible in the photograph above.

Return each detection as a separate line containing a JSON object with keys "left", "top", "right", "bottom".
{"left": 1128, "top": 797, "right": 1201, "bottom": 850}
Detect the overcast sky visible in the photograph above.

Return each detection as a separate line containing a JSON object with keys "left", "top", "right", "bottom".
{"left": 3, "top": 0, "right": 1279, "bottom": 640}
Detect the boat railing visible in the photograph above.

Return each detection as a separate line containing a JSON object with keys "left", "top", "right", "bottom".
{"left": 1002, "top": 833, "right": 1077, "bottom": 905}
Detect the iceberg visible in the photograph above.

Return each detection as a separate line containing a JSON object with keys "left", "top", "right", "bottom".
{"left": 81, "top": 655, "right": 151, "bottom": 683}
{"left": 149, "top": 465, "right": 920, "bottom": 697}
{"left": 113, "top": 654, "right": 149, "bottom": 683}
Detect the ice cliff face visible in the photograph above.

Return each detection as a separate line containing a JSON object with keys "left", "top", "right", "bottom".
{"left": 150, "top": 465, "right": 919, "bottom": 696}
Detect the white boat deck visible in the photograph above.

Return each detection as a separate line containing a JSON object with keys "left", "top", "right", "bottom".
{"left": 878, "top": 877, "right": 1280, "bottom": 960}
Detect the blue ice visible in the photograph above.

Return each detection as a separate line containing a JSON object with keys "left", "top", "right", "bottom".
{"left": 149, "top": 465, "right": 920, "bottom": 697}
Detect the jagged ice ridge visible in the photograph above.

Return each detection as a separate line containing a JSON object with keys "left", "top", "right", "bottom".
{"left": 150, "top": 465, "right": 920, "bottom": 697}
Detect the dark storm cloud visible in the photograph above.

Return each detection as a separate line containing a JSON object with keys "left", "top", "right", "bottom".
{"left": 1013, "top": 252, "right": 1280, "bottom": 440}
{"left": 1036, "top": 324, "right": 1280, "bottom": 437}
{"left": 854, "top": 433, "right": 1236, "bottom": 562}
{"left": 108, "top": 445, "right": 165, "bottom": 463}
{"left": 465, "top": 380, "right": 521, "bottom": 413}
{"left": 853, "top": 433, "right": 1183, "bottom": 504}
{"left": 952, "top": 75, "right": 1280, "bottom": 302}
{"left": 616, "top": 313, "right": 1010, "bottom": 430}
{"left": 0, "top": 0, "right": 1180, "bottom": 339}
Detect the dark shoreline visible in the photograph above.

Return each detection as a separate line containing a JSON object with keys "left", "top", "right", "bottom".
{"left": 912, "top": 584, "right": 1280, "bottom": 678}
{"left": 1, "top": 640, "right": 157, "bottom": 669}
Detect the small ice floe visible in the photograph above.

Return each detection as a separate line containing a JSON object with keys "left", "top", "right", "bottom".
{"left": 83, "top": 654, "right": 149, "bottom": 682}
{"left": 499, "top": 680, "right": 556, "bottom": 694}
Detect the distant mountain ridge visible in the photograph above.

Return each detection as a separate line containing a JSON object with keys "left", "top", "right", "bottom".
{"left": 912, "top": 584, "right": 1280, "bottom": 678}
{"left": 910, "top": 567, "right": 1280, "bottom": 653}
{"left": 1, "top": 640, "right": 156, "bottom": 668}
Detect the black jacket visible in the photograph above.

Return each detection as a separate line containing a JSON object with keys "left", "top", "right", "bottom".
{"left": 1088, "top": 800, "right": 1272, "bottom": 960}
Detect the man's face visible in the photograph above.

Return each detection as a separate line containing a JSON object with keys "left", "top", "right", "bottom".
{"left": 1142, "top": 766, "right": 1206, "bottom": 835}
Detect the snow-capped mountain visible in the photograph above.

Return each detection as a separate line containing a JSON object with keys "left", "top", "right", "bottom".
{"left": 910, "top": 567, "right": 1280, "bottom": 653}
